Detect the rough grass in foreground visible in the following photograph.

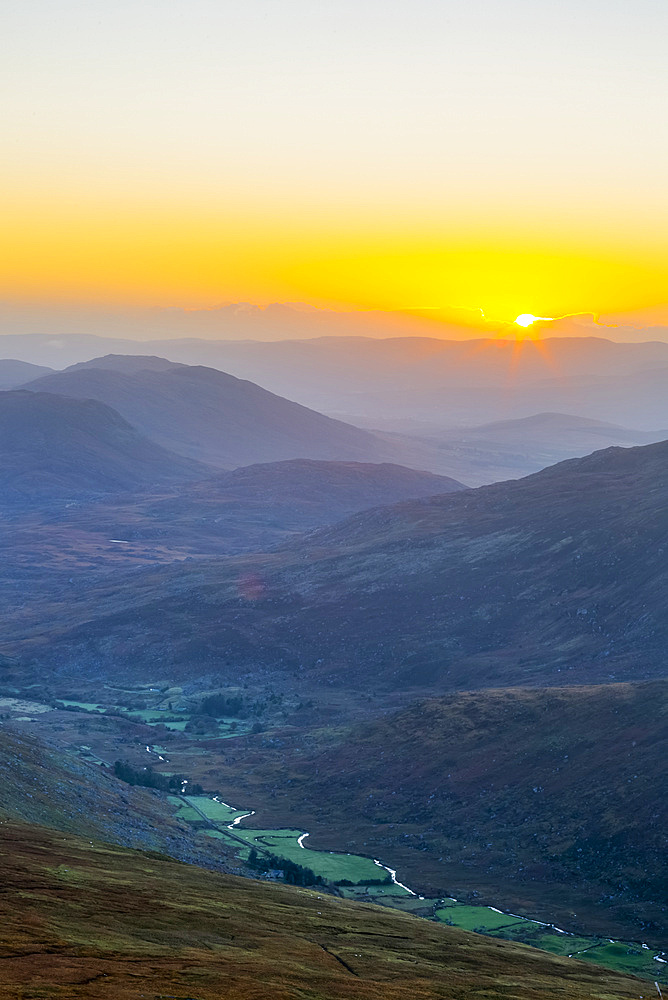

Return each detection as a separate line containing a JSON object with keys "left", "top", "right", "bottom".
{"left": 0, "top": 819, "right": 649, "bottom": 1000}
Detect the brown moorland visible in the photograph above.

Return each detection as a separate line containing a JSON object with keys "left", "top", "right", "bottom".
{"left": 0, "top": 818, "right": 649, "bottom": 1000}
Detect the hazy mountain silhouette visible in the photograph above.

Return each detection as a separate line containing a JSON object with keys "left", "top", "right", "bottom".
{"left": 377, "top": 411, "right": 668, "bottom": 485}
{"left": 7, "top": 333, "right": 668, "bottom": 428}
{"left": 0, "top": 359, "right": 53, "bottom": 388}
{"left": 0, "top": 391, "right": 208, "bottom": 500}
{"left": 22, "top": 356, "right": 411, "bottom": 469}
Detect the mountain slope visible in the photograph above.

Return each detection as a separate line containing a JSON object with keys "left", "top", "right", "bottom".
{"left": 0, "top": 391, "right": 208, "bottom": 500}
{"left": 22, "top": 356, "right": 412, "bottom": 469}
{"left": 15, "top": 437, "right": 668, "bottom": 690}
{"left": 0, "top": 819, "right": 646, "bottom": 999}
{"left": 0, "top": 460, "right": 464, "bottom": 581}
{"left": 0, "top": 358, "right": 53, "bottom": 388}
{"left": 211, "top": 681, "right": 667, "bottom": 942}
{"left": 0, "top": 727, "right": 235, "bottom": 871}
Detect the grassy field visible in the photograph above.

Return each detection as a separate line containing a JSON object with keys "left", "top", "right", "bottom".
{"left": 182, "top": 794, "right": 249, "bottom": 824}
{"left": 166, "top": 795, "right": 206, "bottom": 823}
{"left": 0, "top": 818, "right": 649, "bottom": 1000}
{"left": 165, "top": 791, "right": 667, "bottom": 984}
{"left": 434, "top": 902, "right": 668, "bottom": 983}
{"left": 201, "top": 819, "right": 390, "bottom": 885}
{"left": 436, "top": 903, "right": 530, "bottom": 932}
{"left": 201, "top": 681, "right": 667, "bottom": 945}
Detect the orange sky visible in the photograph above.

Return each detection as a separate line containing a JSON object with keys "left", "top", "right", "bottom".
{"left": 2, "top": 1, "right": 667, "bottom": 329}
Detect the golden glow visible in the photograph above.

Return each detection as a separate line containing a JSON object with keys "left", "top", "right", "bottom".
{"left": 0, "top": 156, "right": 667, "bottom": 330}
{"left": 515, "top": 313, "right": 553, "bottom": 328}
{"left": 2, "top": 188, "right": 667, "bottom": 328}
{"left": 3, "top": 3, "right": 668, "bottom": 332}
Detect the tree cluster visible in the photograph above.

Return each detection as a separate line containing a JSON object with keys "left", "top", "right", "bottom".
{"left": 112, "top": 760, "right": 203, "bottom": 795}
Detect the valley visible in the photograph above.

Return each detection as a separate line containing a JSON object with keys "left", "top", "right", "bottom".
{"left": 4, "top": 5, "right": 668, "bottom": 994}
{"left": 0, "top": 346, "right": 665, "bottom": 996}
{"left": 0, "top": 670, "right": 665, "bottom": 985}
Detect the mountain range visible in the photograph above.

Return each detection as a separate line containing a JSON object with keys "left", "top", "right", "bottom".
{"left": 7, "top": 436, "right": 667, "bottom": 691}
{"left": 3, "top": 332, "right": 668, "bottom": 428}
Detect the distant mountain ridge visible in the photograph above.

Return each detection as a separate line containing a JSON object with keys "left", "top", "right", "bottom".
{"left": 0, "top": 358, "right": 53, "bottom": 388}
{"left": 376, "top": 410, "right": 668, "bottom": 486}
{"left": 21, "top": 355, "right": 414, "bottom": 469}
{"left": 6, "top": 332, "right": 668, "bottom": 428}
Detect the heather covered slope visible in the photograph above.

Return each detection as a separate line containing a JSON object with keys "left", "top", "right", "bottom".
{"left": 0, "top": 390, "right": 208, "bottom": 499}
{"left": 22, "top": 356, "right": 410, "bottom": 468}
{"left": 0, "top": 727, "right": 236, "bottom": 871}
{"left": 210, "top": 681, "right": 667, "bottom": 942}
{"left": 0, "top": 819, "right": 647, "bottom": 999}
{"left": 16, "top": 438, "right": 668, "bottom": 689}
{"left": 0, "top": 459, "right": 463, "bottom": 591}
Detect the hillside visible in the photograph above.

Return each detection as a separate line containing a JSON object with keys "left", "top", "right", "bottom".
{"left": 207, "top": 681, "right": 667, "bottom": 942}
{"left": 0, "top": 358, "right": 53, "bottom": 388}
{"left": 0, "top": 818, "right": 647, "bottom": 999}
{"left": 14, "top": 437, "right": 668, "bottom": 690}
{"left": 0, "top": 459, "right": 464, "bottom": 589}
{"left": 21, "top": 356, "right": 413, "bottom": 469}
{"left": 0, "top": 726, "right": 235, "bottom": 871}
{"left": 0, "top": 391, "right": 208, "bottom": 500}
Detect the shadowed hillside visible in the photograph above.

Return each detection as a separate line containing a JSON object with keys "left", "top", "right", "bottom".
{"left": 0, "top": 391, "right": 208, "bottom": 500}
{"left": 207, "top": 681, "right": 667, "bottom": 942}
{"left": 0, "top": 459, "right": 463, "bottom": 599}
{"left": 0, "top": 819, "right": 647, "bottom": 999}
{"left": 0, "top": 727, "right": 235, "bottom": 871}
{"left": 14, "top": 437, "right": 668, "bottom": 690}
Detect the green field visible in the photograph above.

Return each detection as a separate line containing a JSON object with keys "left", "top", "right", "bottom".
{"left": 340, "top": 884, "right": 430, "bottom": 911}
{"left": 344, "top": 882, "right": 416, "bottom": 899}
{"left": 436, "top": 904, "right": 529, "bottom": 932}
{"left": 182, "top": 795, "right": 249, "bottom": 824}
{"left": 198, "top": 817, "right": 387, "bottom": 885}
{"left": 434, "top": 903, "right": 667, "bottom": 982}
{"left": 165, "top": 790, "right": 667, "bottom": 985}
{"left": 234, "top": 828, "right": 385, "bottom": 884}
{"left": 167, "top": 795, "right": 204, "bottom": 822}
{"left": 576, "top": 941, "right": 666, "bottom": 981}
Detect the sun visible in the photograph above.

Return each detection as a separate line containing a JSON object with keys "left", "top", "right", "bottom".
{"left": 514, "top": 313, "right": 552, "bottom": 327}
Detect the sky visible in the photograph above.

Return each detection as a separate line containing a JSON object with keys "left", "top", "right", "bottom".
{"left": 2, "top": 0, "right": 667, "bottom": 330}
